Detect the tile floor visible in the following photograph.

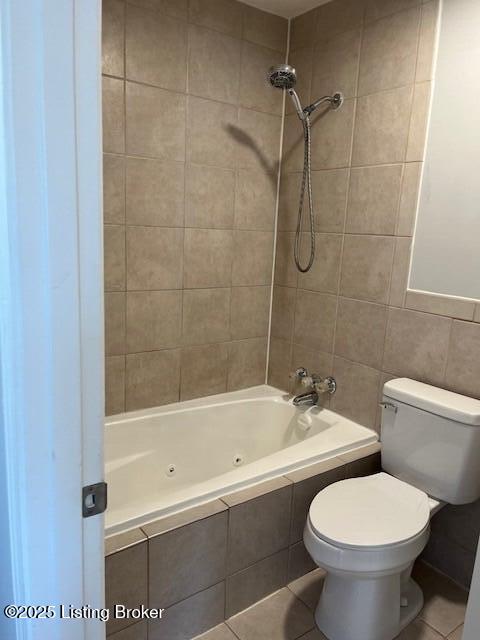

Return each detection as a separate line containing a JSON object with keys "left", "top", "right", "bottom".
{"left": 195, "top": 562, "right": 467, "bottom": 640}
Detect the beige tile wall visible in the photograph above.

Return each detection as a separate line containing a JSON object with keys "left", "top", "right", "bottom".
{"left": 102, "top": 0, "right": 288, "bottom": 414}
{"left": 270, "top": 0, "right": 455, "bottom": 425}
{"left": 268, "top": 0, "right": 480, "bottom": 588}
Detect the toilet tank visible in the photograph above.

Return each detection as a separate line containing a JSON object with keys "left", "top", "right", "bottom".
{"left": 381, "top": 378, "right": 480, "bottom": 504}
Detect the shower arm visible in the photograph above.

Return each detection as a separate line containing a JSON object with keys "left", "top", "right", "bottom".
{"left": 288, "top": 89, "right": 344, "bottom": 120}
{"left": 303, "top": 93, "right": 344, "bottom": 116}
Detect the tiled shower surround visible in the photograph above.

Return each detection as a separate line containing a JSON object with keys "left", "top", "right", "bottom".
{"left": 102, "top": 0, "right": 287, "bottom": 414}
{"left": 102, "top": 0, "right": 480, "bottom": 601}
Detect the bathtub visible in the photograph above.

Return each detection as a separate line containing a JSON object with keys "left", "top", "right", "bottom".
{"left": 105, "top": 385, "right": 378, "bottom": 535}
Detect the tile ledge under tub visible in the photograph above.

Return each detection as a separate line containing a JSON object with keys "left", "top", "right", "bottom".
{"left": 221, "top": 475, "right": 293, "bottom": 508}
{"left": 105, "top": 527, "right": 147, "bottom": 556}
{"left": 338, "top": 441, "right": 382, "bottom": 464}
{"left": 140, "top": 498, "right": 227, "bottom": 539}
{"left": 284, "top": 455, "right": 347, "bottom": 484}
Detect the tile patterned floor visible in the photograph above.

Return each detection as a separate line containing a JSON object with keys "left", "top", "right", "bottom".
{"left": 195, "top": 562, "right": 467, "bottom": 640}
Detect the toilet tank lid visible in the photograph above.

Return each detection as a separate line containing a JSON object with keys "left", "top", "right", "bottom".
{"left": 384, "top": 378, "right": 480, "bottom": 426}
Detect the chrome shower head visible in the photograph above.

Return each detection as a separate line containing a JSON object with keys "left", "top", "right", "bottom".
{"left": 268, "top": 64, "right": 297, "bottom": 90}
{"left": 268, "top": 64, "right": 304, "bottom": 119}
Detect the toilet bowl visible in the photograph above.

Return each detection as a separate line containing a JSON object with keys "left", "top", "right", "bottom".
{"left": 303, "top": 473, "right": 438, "bottom": 640}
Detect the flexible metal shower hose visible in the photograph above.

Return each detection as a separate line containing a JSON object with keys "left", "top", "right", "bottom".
{"left": 293, "top": 115, "right": 315, "bottom": 273}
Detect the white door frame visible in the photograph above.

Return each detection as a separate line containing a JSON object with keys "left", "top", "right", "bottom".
{"left": 464, "top": 542, "right": 480, "bottom": 640}
{"left": 0, "top": 2, "right": 104, "bottom": 639}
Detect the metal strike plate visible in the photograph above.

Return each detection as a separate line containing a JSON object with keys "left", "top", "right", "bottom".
{"left": 82, "top": 482, "right": 108, "bottom": 518}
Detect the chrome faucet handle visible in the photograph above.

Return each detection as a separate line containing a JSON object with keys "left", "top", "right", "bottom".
{"left": 313, "top": 376, "right": 337, "bottom": 395}
{"left": 289, "top": 367, "right": 314, "bottom": 388}
{"left": 290, "top": 367, "right": 309, "bottom": 380}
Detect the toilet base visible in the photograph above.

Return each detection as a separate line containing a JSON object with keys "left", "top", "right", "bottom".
{"left": 399, "top": 578, "right": 423, "bottom": 630}
{"left": 315, "top": 573, "right": 423, "bottom": 640}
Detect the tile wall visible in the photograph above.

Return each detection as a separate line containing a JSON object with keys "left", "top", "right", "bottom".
{"left": 267, "top": 0, "right": 480, "bottom": 588}
{"left": 102, "top": 0, "right": 288, "bottom": 414}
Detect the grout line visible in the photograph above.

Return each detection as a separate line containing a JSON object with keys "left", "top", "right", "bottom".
{"left": 227, "top": 545, "right": 291, "bottom": 583}
{"left": 441, "top": 318, "right": 455, "bottom": 386}
{"left": 412, "top": 0, "right": 424, "bottom": 84}
{"left": 419, "top": 558, "right": 471, "bottom": 593}
{"left": 355, "top": 0, "right": 367, "bottom": 98}
{"left": 107, "top": 284, "right": 272, "bottom": 293}
{"left": 222, "top": 621, "right": 243, "bottom": 640}
{"left": 108, "top": 336, "right": 269, "bottom": 360}
{"left": 108, "top": 221, "right": 277, "bottom": 232}
{"left": 105, "top": 221, "right": 276, "bottom": 233}
{"left": 448, "top": 623, "right": 465, "bottom": 639}
{"left": 180, "top": 14, "right": 189, "bottom": 402}
{"left": 287, "top": 473, "right": 295, "bottom": 554}
{"left": 386, "top": 235, "right": 401, "bottom": 309}
{"left": 157, "top": 579, "right": 227, "bottom": 618}
{"left": 178, "top": 27, "right": 189, "bottom": 402}
{"left": 326, "top": 353, "right": 382, "bottom": 377}
{"left": 227, "top": 36, "right": 244, "bottom": 392}
{"left": 223, "top": 623, "right": 242, "bottom": 640}
{"left": 122, "top": 8, "right": 127, "bottom": 413}
{"left": 277, "top": 159, "right": 425, "bottom": 177}
{"left": 146, "top": 529, "right": 150, "bottom": 611}
{"left": 404, "top": 18, "right": 423, "bottom": 164}
{"left": 361, "top": 2, "right": 425, "bottom": 30}
{"left": 378, "top": 308, "right": 391, "bottom": 401}
{"left": 264, "top": 15, "right": 291, "bottom": 385}
{"left": 103, "top": 143, "right": 424, "bottom": 173}
{"left": 331, "top": 17, "right": 362, "bottom": 372}
{"left": 332, "top": 176, "right": 351, "bottom": 368}
{"left": 108, "top": 285, "right": 470, "bottom": 326}
{"left": 225, "top": 585, "right": 287, "bottom": 620}
{"left": 422, "top": 619, "right": 456, "bottom": 639}
{"left": 178, "top": 287, "right": 185, "bottom": 402}
{"left": 394, "top": 161, "right": 407, "bottom": 237}
{"left": 223, "top": 507, "right": 232, "bottom": 622}
{"left": 125, "top": 0, "right": 288, "bottom": 54}
{"left": 104, "top": 71, "right": 284, "bottom": 118}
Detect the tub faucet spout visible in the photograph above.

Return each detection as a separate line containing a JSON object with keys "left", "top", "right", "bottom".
{"left": 293, "top": 390, "right": 319, "bottom": 406}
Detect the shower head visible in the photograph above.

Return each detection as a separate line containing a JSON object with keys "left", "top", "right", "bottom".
{"left": 268, "top": 64, "right": 304, "bottom": 119}
{"left": 268, "top": 64, "right": 297, "bottom": 90}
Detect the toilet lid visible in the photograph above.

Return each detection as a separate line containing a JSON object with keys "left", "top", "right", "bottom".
{"left": 309, "top": 473, "right": 430, "bottom": 549}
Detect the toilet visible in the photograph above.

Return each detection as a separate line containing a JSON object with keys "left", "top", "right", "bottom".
{"left": 304, "top": 378, "right": 480, "bottom": 640}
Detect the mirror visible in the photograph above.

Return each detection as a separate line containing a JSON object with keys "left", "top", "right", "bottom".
{"left": 409, "top": 0, "right": 480, "bottom": 302}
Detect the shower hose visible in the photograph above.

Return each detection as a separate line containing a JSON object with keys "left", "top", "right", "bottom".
{"left": 294, "top": 114, "right": 315, "bottom": 273}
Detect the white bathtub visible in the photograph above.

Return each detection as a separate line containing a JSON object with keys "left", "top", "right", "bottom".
{"left": 105, "top": 385, "right": 378, "bottom": 535}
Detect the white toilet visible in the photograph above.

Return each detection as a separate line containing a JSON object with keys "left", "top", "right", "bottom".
{"left": 304, "top": 378, "right": 480, "bottom": 640}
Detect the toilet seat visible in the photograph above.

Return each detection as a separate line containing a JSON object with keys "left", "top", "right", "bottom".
{"left": 309, "top": 472, "right": 430, "bottom": 550}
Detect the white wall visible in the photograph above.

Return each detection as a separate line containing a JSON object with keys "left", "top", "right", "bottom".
{"left": 410, "top": 0, "right": 480, "bottom": 301}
